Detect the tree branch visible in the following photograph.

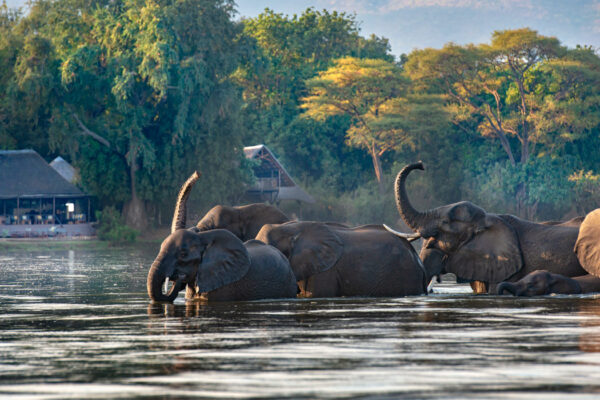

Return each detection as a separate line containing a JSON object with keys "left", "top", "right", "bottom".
{"left": 72, "top": 112, "right": 112, "bottom": 149}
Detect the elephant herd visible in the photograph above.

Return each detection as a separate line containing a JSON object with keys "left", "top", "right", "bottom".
{"left": 147, "top": 163, "right": 600, "bottom": 302}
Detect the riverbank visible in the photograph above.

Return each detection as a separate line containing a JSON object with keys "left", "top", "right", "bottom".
{"left": 0, "top": 227, "right": 169, "bottom": 252}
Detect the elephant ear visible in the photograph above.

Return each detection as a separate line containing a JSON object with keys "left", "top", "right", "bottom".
{"left": 575, "top": 208, "right": 600, "bottom": 276}
{"left": 289, "top": 223, "right": 343, "bottom": 281}
{"left": 445, "top": 215, "right": 523, "bottom": 283}
{"left": 194, "top": 229, "right": 251, "bottom": 293}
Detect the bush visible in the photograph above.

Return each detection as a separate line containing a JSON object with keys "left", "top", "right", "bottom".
{"left": 95, "top": 206, "right": 139, "bottom": 243}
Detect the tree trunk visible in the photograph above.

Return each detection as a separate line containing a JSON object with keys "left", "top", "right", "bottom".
{"left": 123, "top": 156, "right": 147, "bottom": 231}
{"left": 370, "top": 143, "right": 384, "bottom": 194}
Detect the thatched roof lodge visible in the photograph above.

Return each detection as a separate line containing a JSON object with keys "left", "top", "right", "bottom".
{"left": 243, "top": 144, "right": 314, "bottom": 204}
{"left": 0, "top": 150, "right": 94, "bottom": 237}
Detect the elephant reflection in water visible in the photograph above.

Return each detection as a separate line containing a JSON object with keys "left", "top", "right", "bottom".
{"left": 577, "top": 301, "right": 600, "bottom": 353}
{"left": 391, "top": 162, "right": 593, "bottom": 294}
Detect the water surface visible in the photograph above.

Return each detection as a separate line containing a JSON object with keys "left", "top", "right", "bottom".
{"left": 1, "top": 245, "right": 600, "bottom": 399}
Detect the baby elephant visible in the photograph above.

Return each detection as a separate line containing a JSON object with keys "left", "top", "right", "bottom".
{"left": 496, "top": 270, "right": 600, "bottom": 296}
{"left": 147, "top": 172, "right": 297, "bottom": 302}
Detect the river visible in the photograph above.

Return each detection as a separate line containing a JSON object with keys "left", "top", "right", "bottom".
{"left": 1, "top": 244, "right": 600, "bottom": 399}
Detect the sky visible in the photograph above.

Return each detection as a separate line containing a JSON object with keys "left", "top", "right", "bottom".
{"left": 234, "top": 0, "right": 600, "bottom": 57}
{"left": 5, "top": 0, "right": 600, "bottom": 57}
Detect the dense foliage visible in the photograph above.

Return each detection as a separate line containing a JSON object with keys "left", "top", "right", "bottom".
{"left": 1, "top": 1, "right": 599, "bottom": 228}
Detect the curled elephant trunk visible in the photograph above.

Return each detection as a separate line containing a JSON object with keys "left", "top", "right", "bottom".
{"left": 171, "top": 171, "right": 200, "bottom": 233}
{"left": 147, "top": 259, "right": 184, "bottom": 302}
{"left": 394, "top": 162, "right": 430, "bottom": 233}
{"left": 497, "top": 281, "right": 518, "bottom": 296}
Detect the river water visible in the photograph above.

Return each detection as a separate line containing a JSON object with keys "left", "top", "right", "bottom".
{"left": 1, "top": 245, "right": 600, "bottom": 399}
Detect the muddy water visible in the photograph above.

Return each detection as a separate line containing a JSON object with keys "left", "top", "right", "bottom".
{"left": 1, "top": 246, "right": 600, "bottom": 399}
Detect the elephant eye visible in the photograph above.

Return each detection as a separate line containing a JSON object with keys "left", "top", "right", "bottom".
{"left": 178, "top": 249, "right": 189, "bottom": 260}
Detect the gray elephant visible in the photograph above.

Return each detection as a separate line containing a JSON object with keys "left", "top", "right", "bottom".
{"left": 255, "top": 221, "right": 427, "bottom": 297}
{"left": 147, "top": 172, "right": 298, "bottom": 302}
{"left": 541, "top": 216, "right": 584, "bottom": 227}
{"left": 196, "top": 203, "right": 290, "bottom": 241}
{"left": 498, "top": 208, "right": 600, "bottom": 296}
{"left": 391, "top": 162, "right": 587, "bottom": 293}
{"left": 496, "top": 270, "right": 600, "bottom": 296}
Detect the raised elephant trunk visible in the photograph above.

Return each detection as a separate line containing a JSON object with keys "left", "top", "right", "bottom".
{"left": 148, "top": 171, "right": 200, "bottom": 302}
{"left": 147, "top": 257, "right": 184, "bottom": 302}
{"left": 171, "top": 171, "right": 200, "bottom": 233}
{"left": 394, "top": 162, "right": 429, "bottom": 232}
{"left": 496, "top": 281, "right": 518, "bottom": 296}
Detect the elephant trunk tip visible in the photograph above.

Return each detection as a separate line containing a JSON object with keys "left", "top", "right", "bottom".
{"left": 395, "top": 161, "right": 428, "bottom": 232}
{"left": 400, "top": 161, "right": 425, "bottom": 174}
{"left": 497, "top": 282, "right": 517, "bottom": 296}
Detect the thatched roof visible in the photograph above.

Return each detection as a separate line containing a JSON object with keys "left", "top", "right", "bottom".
{"left": 243, "top": 144, "right": 315, "bottom": 203}
{"left": 50, "top": 156, "right": 78, "bottom": 183}
{"left": 0, "top": 150, "right": 86, "bottom": 199}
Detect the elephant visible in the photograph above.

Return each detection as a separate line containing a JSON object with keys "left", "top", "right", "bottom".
{"left": 574, "top": 208, "right": 600, "bottom": 276}
{"left": 196, "top": 203, "right": 290, "bottom": 241}
{"left": 390, "top": 161, "right": 587, "bottom": 294}
{"left": 255, "top": 221, "right": 428, "bottom": 298}
{"left": 541, "top": 216, "right": 584, "bottom": 227}
{"left": 497, "top": 208, "right": 600, "bottom": 296}
{"left": 147, "top": 171, "right": 298, "bottom": 302}
{"left": 496, "top": 270, "right": 600, "bottom": 296}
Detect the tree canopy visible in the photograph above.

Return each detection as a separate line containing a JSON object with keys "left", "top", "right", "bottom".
{"left": 1, "top": 2, "right": 598, "bottom": 226}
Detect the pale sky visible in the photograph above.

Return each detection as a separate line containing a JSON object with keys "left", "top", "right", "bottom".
{"left": 5, "top": 0, "right": 600, "bottom": 57}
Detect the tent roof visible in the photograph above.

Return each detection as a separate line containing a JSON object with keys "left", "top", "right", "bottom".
{"left": 50, "top": 156, "right": 77, "bottom": 183}
{"left": 0, "top": 150, "right": 86, "bottom": 199}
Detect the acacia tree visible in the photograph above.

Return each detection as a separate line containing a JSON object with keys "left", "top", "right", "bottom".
{"left": 301, "top": 57, "right": 415, "bottom": 192}
{"left": 405, "top": 28, "right": 600, "bottom": 217}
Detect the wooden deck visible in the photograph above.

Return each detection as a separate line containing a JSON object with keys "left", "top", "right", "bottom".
{"left": 0, "top": 223, "right": 95, "bottom": 238}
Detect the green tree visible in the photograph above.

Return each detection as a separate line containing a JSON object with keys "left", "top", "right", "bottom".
{"left": 40, "top": 0, "right": 248, "bottom": 228}
{"left": 302, "top": 57, "right": 414, "bottom": 191}
{"left": 405, "top": 28, "right": 600, "bottom": 217}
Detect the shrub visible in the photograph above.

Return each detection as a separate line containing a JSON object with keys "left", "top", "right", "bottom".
{"left": 95, "top": 206, "right": 139, "bottom": 243}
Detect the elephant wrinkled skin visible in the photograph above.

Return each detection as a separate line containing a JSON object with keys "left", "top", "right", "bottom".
{"left": 497, "top": 208, "right": 600, "bottom": 296}
{"left": 196, "top": 203, "right": 290, "bottom": 241}
{"left": 256, "top": 221, "right": 428, "bottom": 298}
{"left": 147, "top": 172, "right": 297, "bottom": 302}
{"left": 393, "top": 162, "right": 588, "bottom": 293}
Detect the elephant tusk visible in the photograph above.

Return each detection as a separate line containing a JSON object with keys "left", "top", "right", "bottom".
{"left": 427, "top": 278, "right": 436, "bottom": 294}
{"left": 163, "top": 277, "right": 170, "bottom": 295}
{"left": 383, "top": 224, "right": 421, "bottom": 241}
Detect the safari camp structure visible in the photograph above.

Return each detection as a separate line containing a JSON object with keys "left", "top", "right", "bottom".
{"left": 243, "top": 144, "right": 314, "bottom": 204}
{"left": 0, "top": 150, "right": 94, "bottom": 237}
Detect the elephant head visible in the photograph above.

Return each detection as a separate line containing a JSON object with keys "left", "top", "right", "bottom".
{"left": 196, "top": 204, "right": 290, "bottom": 241}
{"left": 147, "top": 172, "right": 251, "bottom": 302}
{"left": 497, "top": 270, "right": 582, "bottom": 296}
{"left": 574, "top": 208, "right": 600, "bottom": 277}
{"left": 256, "top": 221, "right": 343, "bottom": 281}
{"left": 394, "top": 162, "right": 523, "bottom": 284}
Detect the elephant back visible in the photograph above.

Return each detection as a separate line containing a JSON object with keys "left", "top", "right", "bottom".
{"left": 575, "top": 208, "right": 600, "bottom": 277}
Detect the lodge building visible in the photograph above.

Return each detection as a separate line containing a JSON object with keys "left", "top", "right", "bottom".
{"left": 0, "top": 149, "right": 95, "bottom": 237}
{"left": 243, "top": 144, "right": 314, "bottom": 204}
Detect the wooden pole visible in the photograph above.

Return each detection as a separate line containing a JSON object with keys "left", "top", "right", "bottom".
{"left": 16, "top": 197, "right": 19, "bottom": 224}
{"left": 87, "top": 197, "right": 91, "bottom": 223}
{"left": 52, "top": 197, "right": 56, "bottom": 225}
